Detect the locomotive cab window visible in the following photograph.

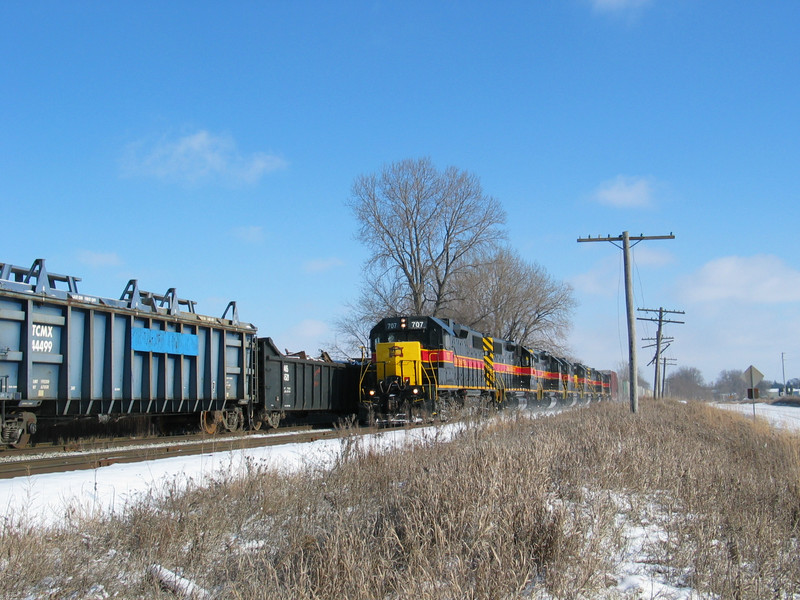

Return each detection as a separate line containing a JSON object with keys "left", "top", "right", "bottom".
{"left": 375, "top": 330, "right": 425, "bottom": 344}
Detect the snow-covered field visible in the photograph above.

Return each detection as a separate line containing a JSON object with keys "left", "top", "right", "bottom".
{"left": 2, "top": 401, "right": 798, "bottom": 599}
{"left": 0, "top": 424, "right": 463, "bottom": 527}
{"left": 714, "top": 399, "right": 800, "bottom": 430}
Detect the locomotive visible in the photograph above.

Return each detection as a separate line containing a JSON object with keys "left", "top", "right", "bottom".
{"left": 358, "top": 315, "right": 615, "bottom": 424}
{"left": 0, "top": 259, "right": 360, "bottom": 448}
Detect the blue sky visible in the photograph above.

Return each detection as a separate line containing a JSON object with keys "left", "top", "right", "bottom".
{"left": 2, "top": 0, "right": 799, "bottom": 386}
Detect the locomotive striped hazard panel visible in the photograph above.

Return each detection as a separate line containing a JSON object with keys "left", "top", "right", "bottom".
{"left": 483, "top": 336, "right": 495, "bottom": 388}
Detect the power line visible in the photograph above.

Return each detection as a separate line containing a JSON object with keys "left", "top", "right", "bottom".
{"left": 638, "top": 307, "right": 684, "bottom": 399}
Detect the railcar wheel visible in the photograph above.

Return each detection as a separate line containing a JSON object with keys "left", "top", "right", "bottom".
{"left": 251, "top": 417, "right": 263, "bottom": 431}
{"left": 201, "top": 411, "right": 221, "bottom": 435}
{"left": 265, "top": 411, "right": 282, "bottom": 429}
{"left": 7, "top": 413, "right": 37, "bottom": 448}
{"left": 222, "top": 408, "right": 243, "bottom": 432}
{"left": 250, "top": 409, "right": 269, "bottom": 430}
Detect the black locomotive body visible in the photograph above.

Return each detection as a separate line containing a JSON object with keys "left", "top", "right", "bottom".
{"left": 359, "top": 316, "right": 613, "bottom": 424}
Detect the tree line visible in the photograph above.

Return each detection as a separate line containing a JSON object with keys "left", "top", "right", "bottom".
{"left": 621, "top": 364, "right": 798, "bottom": 401}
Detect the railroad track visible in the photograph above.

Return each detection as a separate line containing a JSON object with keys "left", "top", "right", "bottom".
{"left": 0, "top": 425, "right": 313, "bottom": 458}
{"left": 0, "top": 425, "right": 371, "bottom": 480}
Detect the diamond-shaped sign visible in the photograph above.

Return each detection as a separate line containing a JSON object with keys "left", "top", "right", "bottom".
{"left": 742, "top": 365, "right": 764, "bottom": 386}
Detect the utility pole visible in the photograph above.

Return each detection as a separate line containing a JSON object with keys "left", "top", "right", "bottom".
{"left": 577, "top": 231, "right": 675, "bottom": 413}
{"left": 782, "top": 352, "right": 786, "bottom": 396}
{"left": 642, "top": 336, "right": 673, "bottom": 397}
{"left": 638, "top": 307, "right": 684, "bottom": 398}
{"left": 661, "top": 357, "right": 677, "bottom": 397}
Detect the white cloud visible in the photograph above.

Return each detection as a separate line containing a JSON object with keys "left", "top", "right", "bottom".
{"left": 592, "top": 175, "right": 654, "bottom": 208}
{"left": 77, "top": 250, "right": 122, "bottom": 267}
{"left": 122, "top": 130, "right": 287, "bottom": 185}
{"left": 590, "top": 0, "right": 652, "bottom": 14}
{"left": 571, "top": 257, "right": 621, "bottom": 297}
{"left": 293, "top": 319, "right": 330, "bottom": 338}
{"left": 230, "top": 226, "right": 265, "bottom": 244}
{"left": 572, "top": 247, "right": 673, "bottom": 297}
{"left": 304, "top": 257, "right": 345, "bottom": 273}
{"left": 679, "top": 255, "right": 800, "bottom": 304}
{"left": 281, "top": 319, "right": 331, "bottom": 355}
{"left": 631, "top": 246, "right": 674, "bottom": 268}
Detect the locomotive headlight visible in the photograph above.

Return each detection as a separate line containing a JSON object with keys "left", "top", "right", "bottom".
{"left": 412, "top": 387, "right": 419, "bottom": 395}
{"left": 368, "top": 389, "right": 376, "bottom": 396}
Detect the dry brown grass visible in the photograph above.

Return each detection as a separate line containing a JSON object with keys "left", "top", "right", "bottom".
{"left": 3, "top": 399, "right": 800, "bottom": 599}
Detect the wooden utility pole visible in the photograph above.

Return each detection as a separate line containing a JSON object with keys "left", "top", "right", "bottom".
{"left": 661, "top": 356, "right": 677, "bottom": 397}
{"left": 782, "top": 352, "right": 786, "bottom": 396}
{"left": 642, "top": 335, "right": 673, "bottom": 397}
{"left": 577, "top": 231, "right": 675, "bottom": 413}
{"left": 637, "top": 307, "right": 684, "bottom": 398}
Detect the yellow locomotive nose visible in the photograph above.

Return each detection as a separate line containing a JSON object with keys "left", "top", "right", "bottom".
{"left": 375, "top": 341, "right": 423, "bottom": 387}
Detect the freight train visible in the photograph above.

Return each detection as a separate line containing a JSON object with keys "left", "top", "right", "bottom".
{"left": 0, "top": 259, "right": 360, "bottom": 448}
{"left": 358, "top": 315, "right": 616, "bottom": 424}
{"left": 0, "top": 258, "right": 614, "bottom": 448}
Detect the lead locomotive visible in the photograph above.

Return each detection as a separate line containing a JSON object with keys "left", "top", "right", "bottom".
{"left": 359, "top": 316, "right": 613, "bottom": 424}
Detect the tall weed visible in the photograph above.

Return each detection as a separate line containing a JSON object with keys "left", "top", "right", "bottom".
{"left": 3, "top": 399, "right": 800, "bottom": 598}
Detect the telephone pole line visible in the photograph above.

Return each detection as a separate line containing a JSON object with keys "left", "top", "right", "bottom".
{"left": 641, "top": 346, "right": 677, "bottom": 397}
{"left": 637, "top": 307, "right": 684, "bottom": 399}
{"left": 661, "top": 357, "right": 677, "bottom": 397}
{"left": 642, "top": 336, "right": 673, "bottom": 395}
{"left": 577, "top": 231, "right": 675, "bottom": 413}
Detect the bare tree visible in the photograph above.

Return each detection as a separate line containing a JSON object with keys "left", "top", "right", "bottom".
{"left": 348, "top": 157, "right": 506, "bottom": 316}
{"left": 446, "top": 246, "right": 576, "bottom": 352}
{"left": 666, "top": 366, "right": 710, "bottom": 400}
{"left": 713, "top": 369, "right": 746, "bottom": 400}
{"left": 331, "top": 281, "right": 405, "bottom": 359}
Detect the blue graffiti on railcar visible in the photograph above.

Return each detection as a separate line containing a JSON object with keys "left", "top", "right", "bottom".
{"left": 131, "top": 328, "right": 199, "bottom": 356}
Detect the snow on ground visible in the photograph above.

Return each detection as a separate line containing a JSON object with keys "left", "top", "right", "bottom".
{"left": 0, "top": 424, "right": 462, "bottom": 528}
{"left": 714, "top": 399, "right": 800, "bottom": 431}
{"left": 3, "top": 402, "right": 800, "bottom": 598}
{"left": 6, "top": 401, "right": 794, "bottom": 529}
